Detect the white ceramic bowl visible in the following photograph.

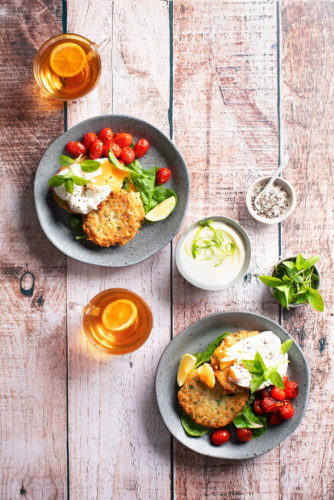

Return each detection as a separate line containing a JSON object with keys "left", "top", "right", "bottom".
{"left": 246, "top": 176, "right": 296, "bottom": 224}
{"left": 175, "top": 216, "right": 251, "bottom": 291}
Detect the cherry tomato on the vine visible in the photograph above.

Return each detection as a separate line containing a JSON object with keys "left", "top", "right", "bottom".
{"left": 236, "top": 428, "right": 252, "bottom": 442}
{"left": 98, "top": 128, "right": 113, "bottom": 144}
{"left": 113, "top": 132, "right": 133, "bottom": 148}
{"left": 65, "top": 141, "right": 87, "bottom": 157}
{"left": 261, "top": 397, "right": 283, "bottom": 414}
{"left": 285, "top": 381, "right": 298, "bottom": 399}
{"left": 271, "top": 387, "right": 286, "bottom": 402}
{"left": 82, "top": 132, "right": 97, "bottom": 150}
{"left": 134, "top": 138, "right": 150, "bottom": 158}
{"left": 253, "top": 399, "right": 265, "bottom": 415}
{"left": 156, "top": 167, "right": 171, "bottom": 185}
{"left": 89, "top": 139, "right": 103, "bottom": 159}
{"left": 210, "top": 429, "right": 230, "bottom": 446}
{"left": 120, "top": 146, "right": 135, "bottom": 164}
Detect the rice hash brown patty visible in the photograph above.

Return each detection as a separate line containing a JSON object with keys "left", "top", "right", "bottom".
{"left": 178, "top": 370, "right": 249, "bottom": 428}
{"left": 82, "top": 190, "right": 145, "bottom": 247}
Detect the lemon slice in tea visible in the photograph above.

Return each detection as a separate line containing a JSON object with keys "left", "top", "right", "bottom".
{"left": 198, "top": 363, "right": 215, "bottom": 389}
{"left": 102, "top": 299, "right": 138, "bottom": 332}
{"left": 145, "top": 196, "right": 176, "bottom": 222}
{"left": 50, "top": 42, "right": 87, "bottom": 77}
{"left": 177, "top": 353, "right": 197, "bottom": 386}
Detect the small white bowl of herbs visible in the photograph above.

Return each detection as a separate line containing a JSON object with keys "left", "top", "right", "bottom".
{"left": 246, "top": 176, "right": 296, "bottom": 224}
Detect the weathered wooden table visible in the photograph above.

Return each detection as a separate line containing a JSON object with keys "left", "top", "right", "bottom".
{"left": 1, "top": 1, "right": 333, "bottom": 498}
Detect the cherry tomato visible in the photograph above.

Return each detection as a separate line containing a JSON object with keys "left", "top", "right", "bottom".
{"left": 120, "top": 146, "right": 135, "bottom": 164}
{"left": 261, "top": 397, "right": 283, "bottom": 414}
{"left": 156, "top": 167, "right": 171, "bottom": 185}
{"left": 82, "top": 132, "right": 97, "bottom": 150}
{"left": 269, "top": 413, "right": 283, "bottom": 426}
{"left": 210, "top": 429, "right": 230, "bottom": 446}
{"left": 280, "top": 403, "right": 294, "bottom": 420}
{"left": 260, "top": 387, "right": 272, "bottom": 399}
{"left": 98, "top": 127, "right": 113, "bottom": 144}
{"left": 285, "top": 381, "right": 298, "bottom": 399}
{"left": 133, "top": 138, "right": 150, "bottom": 158}
{"left": 102, "top": 140, "right": 112, "bottom": 157}
{"left": 89, "top": 139, "right": 103, "bottom": 159}
{"left": 253, "top": 399, "right": 265, "bottom": 415}
{"left": 236, "top": 428, "right": 252, "bottom": 442}
{"left": 109, "top": 142, "right": 121, "bottom": 158}
{"left": 271, "top": 387, "right": 286, "bottom": 402}
{"left": 283, "top": 376, "right": 288, "bottom": 386}
{"left": 65, "top": 141, "right": 87, "bottom": 157}
{"left": 113, "top": 132, "right": 133, "bottom": 148}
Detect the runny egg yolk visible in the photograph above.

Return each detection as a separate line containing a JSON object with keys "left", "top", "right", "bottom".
{"left": 90, "top": 160, "right": 129, "bottom": 192}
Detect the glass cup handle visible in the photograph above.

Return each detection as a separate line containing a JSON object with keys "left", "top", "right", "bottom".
{"left": 69, "top": 301, "right": 100, "bottom": 316}
{"left": 92, "top": 36, "right": 111, "bottom": 53}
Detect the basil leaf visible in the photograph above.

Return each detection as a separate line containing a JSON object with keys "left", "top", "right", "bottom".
{"left": 72, "top": 175, "right": 89, "bottom": 186}
{"left": 299, "top": 255, "right": 319, "bottom": 271}
{"left": 268, "top": 370, "right": 285, "bottom": 389}
{"left": 65, "top": 179, "right": 74, "bottom": 194}
{"left": 281, "top": 339, "right": 293, "bottom": 354}
{"left": 180, "top": 410, "right": 209, "bottom": 437}
{"left": 259, "top": 276, "right": 283, "bottom": 287}
{"left": 295, "top": 253, "right": 304, "bottom": 270}
{"left": 80, "top": 160, "right": 101, "bottom": 172}
{"left": 193, "top": 332, "right": 231, "bottom": 368}
{"left": 282, "top": 260, "right": 296, "bottom": 270}
{"left": 306, "top": 289, "right": 324, "bottom": 312}
{"left": 48, "top": 175, "right": 66, "bottom": 187}
{"left": 273, "top": 289, "right": 288, "bottom": 308}
{"left": 254, "top": 352, "right": 266, "bottom": 371}
{"left": 241, "top": 360, "right": 263, "bottom": 374}
{"left": 59, "top": 155, "right": 74, "bottom": 167}
{"left": 250, "top": 375, "right": 265, "bottom": 394}
{"left": 293, "top": 275, "right": 304, "bottom": 284}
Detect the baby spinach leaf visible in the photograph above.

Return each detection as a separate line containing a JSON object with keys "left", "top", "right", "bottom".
{"left": 180, "top": 410, "right": 209, "bottom": 437}
{"left": 193, "top": 332, "right": 231, "bottom": 369}
{"left": 233, "top": 403, "right": 268, "bottom": 437}
{"left": 108, "top": 149, "right": 132, "bottom": 173}
{"left": 69, "top": 215, "right": 87, "bottom": 240}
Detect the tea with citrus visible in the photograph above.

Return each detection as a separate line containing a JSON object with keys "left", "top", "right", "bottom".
{"left": 83, "top": 289, "right": 153, "bottom": 355}
{"left": 33, "top": 34, "right": 101, "bottom": 100}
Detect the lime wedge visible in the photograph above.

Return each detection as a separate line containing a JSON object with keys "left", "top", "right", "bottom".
{"left": 145, "top": 196, "right": 176, "bottom": 222}
{"left": 177, "top": 353, "right": 197, "bottom": 386}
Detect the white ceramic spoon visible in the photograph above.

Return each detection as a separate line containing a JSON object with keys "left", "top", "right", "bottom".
{"left": 254, "top": 154, "right": 289, "bottom": 209}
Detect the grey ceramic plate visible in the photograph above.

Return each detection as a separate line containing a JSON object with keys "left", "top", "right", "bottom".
{"left": 155, "top": 311, "right": 310, "bottom": 459}
{"left": 34, "top": 115, "right": 190, "bottom": 267}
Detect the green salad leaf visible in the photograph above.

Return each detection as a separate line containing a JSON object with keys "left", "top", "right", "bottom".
{"left": 180, "top": 410, "right": 209, "bottom": 437}
{"left": 233, "top": 404, "right": 268, "bottom": 437}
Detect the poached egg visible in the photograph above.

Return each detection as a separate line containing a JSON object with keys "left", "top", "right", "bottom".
{"left": 53, "top": 158, "right": 129, "bottom": 214}
{"left": 222, "top": 331, "right": 288, "bottom": 390}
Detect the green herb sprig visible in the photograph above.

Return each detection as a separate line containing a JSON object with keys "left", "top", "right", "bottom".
{"left": 48, "top": 155, "right": 101, "bottom": 194}
{"left": 242, "top": 340, "right": 293, "bottom": 394}
{"left": 259, "top": 253, "right": 324, "bottom": 311}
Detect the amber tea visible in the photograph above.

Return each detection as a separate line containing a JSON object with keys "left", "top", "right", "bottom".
{"left": 33, "top": 34, "right": 101, "bottom": 100}
{"left": 82, "top": 289, "right": 153, "bottom": 355}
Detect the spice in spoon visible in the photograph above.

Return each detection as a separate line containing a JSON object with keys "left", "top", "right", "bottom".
{"left": 251, "top": 182, "right": 290, "bottom": 219}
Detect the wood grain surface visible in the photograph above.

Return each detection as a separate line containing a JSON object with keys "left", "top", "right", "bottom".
{"left": 0, "top": 0, "right": 333, "bottom": 499}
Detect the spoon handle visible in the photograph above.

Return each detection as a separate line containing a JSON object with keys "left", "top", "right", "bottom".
{"left": 262, "top": 154, "right": 289, "bottom": 195}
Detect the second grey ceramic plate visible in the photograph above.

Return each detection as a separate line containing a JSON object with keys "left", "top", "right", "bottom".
{"left": 155, "top": 311, "right": 309, "bottom": 459}
{"left": 34, "top": 115, "right": 190, "bottom": 267}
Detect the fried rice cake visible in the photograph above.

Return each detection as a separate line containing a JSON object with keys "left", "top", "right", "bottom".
{"left": 82, "top": 190, "right": 145, "bottom": 247}
{"left": 211, "top": 330, "right": 260, "bottom": 394}
{"left": 178, "top": 370, "right": 249, "bottom": 428}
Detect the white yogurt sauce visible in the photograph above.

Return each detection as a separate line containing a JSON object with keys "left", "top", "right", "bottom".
{"left": 53, "top": 159, "right": 111, "bottom": 214}
{"left": 222, "top": 331, "right": 288, "bottom": 390}
{"left": 179, "top": 221, "right": 246, "bottom": 288}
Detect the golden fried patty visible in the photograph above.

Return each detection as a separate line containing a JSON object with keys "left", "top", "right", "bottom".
{"left": 82, "top": 190, "right": 145, "bottom": 247}
{"left": 178, "top": 371, "right": 249, "bottom": 428}
{"left": 211, "top": 330, "right": 260, "bottom": 394}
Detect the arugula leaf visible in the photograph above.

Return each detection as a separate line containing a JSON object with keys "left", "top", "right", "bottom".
{"left": 193, "top": 332, "right": 231, "bottom": 368}
{"left": 59, "top": 155, "right": 74, "bottom": 167}
{"left": 48, "top": 175, "right": 66, "bottom": 187}
{"left": 281, "top": 339, "right": 293, "bottom": 354}
{"left": 180, "top": 410, "right": 209, "bottom": 437}
{"left": 80, "top": 159, "right": 101, "bottom": 172}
